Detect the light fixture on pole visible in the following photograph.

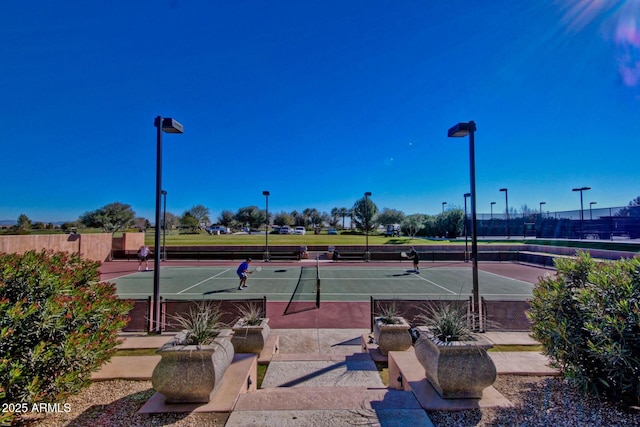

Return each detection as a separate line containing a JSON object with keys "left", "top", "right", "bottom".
{"left": 490, "top": 202, "right": 496, "bottom": 220}
{"left": 539, "top": 201, "right": 546, "bottom": 220}
{"left": 572, "top": 187, "right": 591, "bottom": 239}
{"left": 263, "top": 191, "right": 270, "bottom": 261}
{"left": 441, "top": 201, "right": 447, "bottom": 213}
{"left": 152, "top": 116, "right": 183, "bottom": 335}
{"left": 499, "top": 188, "right": 509, "bottom": 239}
{"left": 448, "top": 121, "right": 481, "bottom": 331}
{"left": 589, "top": 201, "right": 597, "bottom": 221}
{"left": 464, "top": 193, "right": 470, "bottom": 262}
{"left": 161, "top": 190, "right": 167, "bottom": 262}
{"left": 364, "top": 192, "right": 372, "bottom": 262}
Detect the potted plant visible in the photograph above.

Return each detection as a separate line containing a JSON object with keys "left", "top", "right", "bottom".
{"left": 230, "top": 301, "right": 270, "bottom": 354}
{"left": 413, "top": 301, "right": 496, "bottom": 399}
{"left": 151, "top": 301, "right": 234, "bottom": 403}
{"left": 373, "top": 301, "right": 412, "bottom": 355}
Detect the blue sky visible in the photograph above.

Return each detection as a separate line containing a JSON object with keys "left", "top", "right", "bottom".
{"left": 2, "top": 0, "right": 640, "bottom": 224}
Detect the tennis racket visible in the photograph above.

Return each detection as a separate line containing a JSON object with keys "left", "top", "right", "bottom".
{"left": 252, "top": 266, "right": 263, "bottom": 273}
{"left": 400, "top": 251, "right": 408, "bottom": 258}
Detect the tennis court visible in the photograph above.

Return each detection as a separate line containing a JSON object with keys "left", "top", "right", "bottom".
{"left": 113, "top": 263, "right": 535, "bottom": 303}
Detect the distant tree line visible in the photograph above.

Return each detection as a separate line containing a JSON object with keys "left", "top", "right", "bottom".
{"left": 5, "top": 195, "right": 640, "bottom": 237}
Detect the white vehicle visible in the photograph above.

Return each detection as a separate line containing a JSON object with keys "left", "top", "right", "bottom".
{"left": 207, "top": 225, "right": 229, "bottom": 235}
{"left": 279, "top": 226, "right": 292, "bottom": 234}
{"left": 294, "top": 226, "right": 306, "bottom": 235}
{"left": 385, "top": 224, "right": 401, "bottom": 237}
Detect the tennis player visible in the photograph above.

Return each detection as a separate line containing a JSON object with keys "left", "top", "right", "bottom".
{"left": 237, "top": 258, "right": 253, "bottom": 290}
{"left": 408, "top": 246, "right": 420, "bottom": 273}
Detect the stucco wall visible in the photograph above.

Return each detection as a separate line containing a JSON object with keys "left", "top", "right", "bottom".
{"left": 0, "top": 233, "right": 114, "bottom": 262}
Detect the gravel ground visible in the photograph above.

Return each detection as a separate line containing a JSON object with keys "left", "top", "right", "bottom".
{"left": 19, "top": 376, "right": 639, "bottom": 426}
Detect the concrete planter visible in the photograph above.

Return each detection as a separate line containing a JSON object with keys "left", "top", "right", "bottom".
{"left": 151, "top": 332, "right": 234, "bottom": 403}
{"left": 373, "top": 317, "right": 412, "bottom": 355}
{"left": 413, "top": 326, "right": 496, "bottom": 399}
{"left": 230, "top": 317, "right": 270, "bottom": 354}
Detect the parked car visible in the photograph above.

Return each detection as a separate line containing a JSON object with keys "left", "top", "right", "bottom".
{"left": 279, "top": 226, "right": 292, "bottom": 234}
{"left": 207, "top": 225, "right": 230, "bottom": 234}
{"left": 294, "top": 226, "right": 306, "bottom": 235}
{"left": 327, "top": 228, "right": 338, "bottom": 235}
{"left": 385, "top": 224, "right": 401, "bottom": 237}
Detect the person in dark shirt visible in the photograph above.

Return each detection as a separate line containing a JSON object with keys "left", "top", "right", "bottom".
{"left": 408, "top": 246, "right": 419, "bottom": 273}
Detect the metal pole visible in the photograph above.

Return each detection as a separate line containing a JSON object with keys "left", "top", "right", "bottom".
{"left": 152, "top": 116, "right": 163, "bottom": 334}
{"left": 468, "top": 122, "right": 480, "bottom": 331}
{"left": 364, "top": 192, "right": 371, "bottom": 261}
{"left": 162, "top": 190, "right": 167, "bottom": 261}
{"left": 464, "top": 194, "right": 469, "bottom": 262}
{"left": 263, "top": 191, "right": 270, "bottom": 261}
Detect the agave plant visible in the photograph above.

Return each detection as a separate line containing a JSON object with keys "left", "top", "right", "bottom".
{"left": 415, "top": 301, "right": 473, "bottom": 342}
{"left": 168, "top": 301, "right": 226, "bottom": 345}
{"left": 375, "top": 301, "right": 403, "bottom": 325}
{"left": 235, "top": 301, "right": 264, "bottom": 326}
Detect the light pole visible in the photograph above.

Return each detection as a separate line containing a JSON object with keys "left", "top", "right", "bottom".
{"left": 448, "top": 121, "right": 481, "bottom": 330}
{"left": 590, "top": 201, "right": 597, "bottom": 221}
{"left": 572, "top": 187, "right": 591, "bottom": 239}
{"left": 161, "top": 190, "right": 167, "bottom": 262}
{"left": 490, "top": 202, "right": 496, "bottom": 220}
{"left": 499, "top": 188, "right": 509, "bottom": 239}
{"left": 263, "top": 191, "right": 270, "bottom": 261}
{"left": 364, "top": 192, "right": 372, "bottom": 262}
{"left": 539, "top": 201, "right": 546, "bottom": 219}
{"left": 442, "top": 201, "right": 447, "bottom": 213}
{"left": 152, "top": 116, "right": 183, "bottom": 335}
{"left": 464, "top": 193, "right": 470, "bottom": 262}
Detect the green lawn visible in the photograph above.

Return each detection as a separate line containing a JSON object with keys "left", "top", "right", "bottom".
{"left": 143, "top": 231, "right": 499, "bottom": 246}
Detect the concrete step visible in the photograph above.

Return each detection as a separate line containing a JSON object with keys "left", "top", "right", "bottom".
{"left": 235, "top": 386, "right": 419, "bottom": 411}
{"left": 229, "top": 386, "right": 434, "bottom": 427}
{"left": 261, "top": 355, "right": 383, "bottom": 389}
{"left": 225, "top": 408, "right": 434, "bottom": 427}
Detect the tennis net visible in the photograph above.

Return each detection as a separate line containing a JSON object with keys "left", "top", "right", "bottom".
{"left": 284, "top": 259, "right": 320, "bottom": 314}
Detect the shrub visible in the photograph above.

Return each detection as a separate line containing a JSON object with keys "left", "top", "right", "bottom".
{"left": 168, "top": 301, "right": 226, "bottom": 345}
{"left": 0, "top": 250, "right": 132, "bottom": 423}
{"left": 375, "top": 301, "right": 403, "bottom": 325}
{"left": 415, "top": 301, "right": 473, "bottom": 342}
{"left": 234, "top": 301, "right": 264, "bottom": 326}
{"left": 528, "top": 252, "right": 640, "bottom": 406}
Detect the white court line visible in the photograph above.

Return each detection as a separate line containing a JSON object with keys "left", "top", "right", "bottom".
{"left": 413, "top": 274, "right": 458, "bottom": 295}
{"left": 177, "top": 269, "right": 230, "bottom": 294}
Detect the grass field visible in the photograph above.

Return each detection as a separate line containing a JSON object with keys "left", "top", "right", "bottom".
{"left": 142, "top": 231, "right": 522, "bottom": 246}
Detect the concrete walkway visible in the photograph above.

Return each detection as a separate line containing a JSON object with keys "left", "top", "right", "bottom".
{"left": 93, "top": 329, "right": 558, "bottom": 426}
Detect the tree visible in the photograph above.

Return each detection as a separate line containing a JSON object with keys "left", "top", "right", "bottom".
{"left": 185, "top": 204, "right": 210, "bottom": 226}
{"left": 180, "top": 212, "right": 200, "bottom": 231}
{"left": 330, "top": 208, "right": 341, "bottom": 228}
{"left": 338, "top": 207, "right": 349, "bottom": 229}
{"left": 352, "top": 197, "right": 378, "bottom": 232}
{"left": 78, "top": 202, "right": 135, "bottom": 233}
{"left": 218, "top": 210, "right": 236, "bottom": 227}
{"left": 235, "top": 206, "right": 265, "bottom": 229}
{"left": 377, "top": 208, "right": 405, "bottom": 227}
{"left": 273, "top": 211, "right": 293, "bottom": 226}
{"left": 16, "top": 214, "right": 31, "bottom": 232}
{"left": 618, "top": 196, "right": 640, "bottom": 217}
{"left": 134, "top": 217, "right": 148, "bottom": 230}
{"left": 401, "top": 214, "right": 426, "bottom": 237}
{"left": 163, "top": 212, "right": 178, "bottom": 232}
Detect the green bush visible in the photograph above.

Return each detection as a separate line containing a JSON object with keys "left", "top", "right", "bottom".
{"left": 528, "top": 252, "right": 640, "bottom": 406}
{"left": 0, "top": 250, "right": 132, "bottom": 423}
